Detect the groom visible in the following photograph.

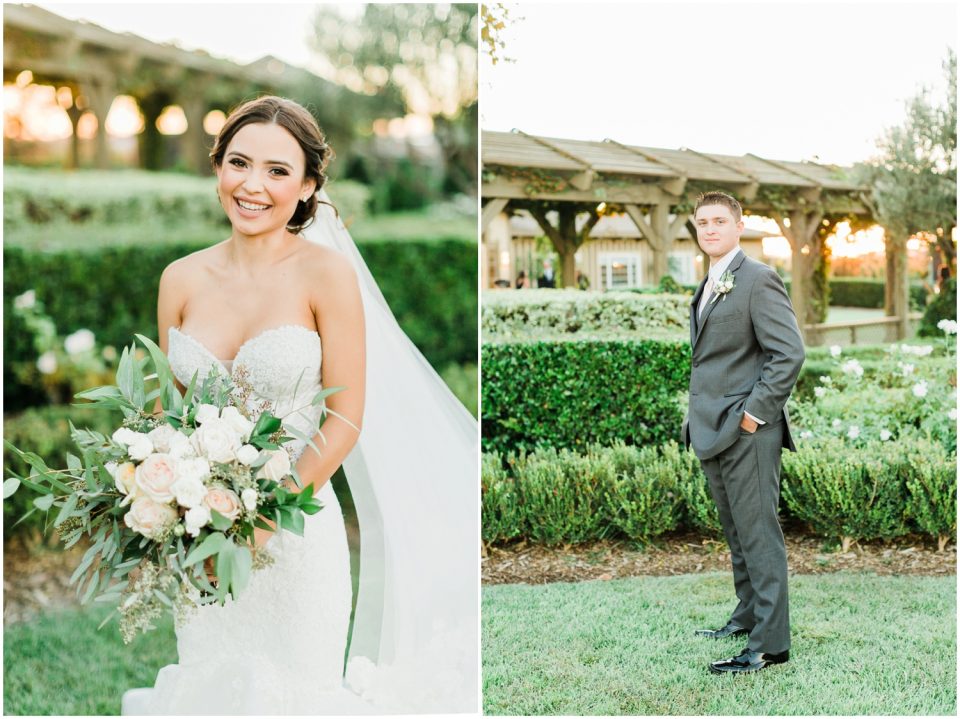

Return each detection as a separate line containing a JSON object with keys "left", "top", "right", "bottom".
{"left": 681, "top": 191, "right": 805, "bottom": 675}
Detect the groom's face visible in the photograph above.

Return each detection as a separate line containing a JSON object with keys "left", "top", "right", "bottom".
{"left": 694, "top": 204, "right": 743, "bottom": 261}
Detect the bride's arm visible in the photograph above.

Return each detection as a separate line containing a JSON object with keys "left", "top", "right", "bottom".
{"left": 295, "top": 249, "right": 366, "bottom": 492}
{"left": 155, "top": 260, "right": 188, "bottom": 413}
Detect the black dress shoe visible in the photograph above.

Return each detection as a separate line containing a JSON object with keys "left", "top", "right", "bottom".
{"left": 694, "top": 622, "right": 750, "bottom": 639}
{"left": 708, "top": 648, "right": 789, "bottom": 674}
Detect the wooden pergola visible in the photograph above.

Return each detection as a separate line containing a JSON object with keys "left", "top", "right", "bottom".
{"left": 481, "top": 129, "right": 889, "bottom": 337}
{"left": 4, "top": 4, "right": 344, "bottom": 174}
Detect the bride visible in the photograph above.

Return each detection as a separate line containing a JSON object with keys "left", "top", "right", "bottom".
{"left": 120, "top": 96, "right": 478, "bottom": 715}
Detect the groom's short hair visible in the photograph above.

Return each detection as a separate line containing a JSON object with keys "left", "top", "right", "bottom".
{"left": 694, "top": 191, "right": 742, "bottom": 222}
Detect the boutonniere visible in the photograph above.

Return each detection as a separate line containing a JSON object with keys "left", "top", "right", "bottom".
{"left": 709, "top": 270, "right": 736, "bottom": 304}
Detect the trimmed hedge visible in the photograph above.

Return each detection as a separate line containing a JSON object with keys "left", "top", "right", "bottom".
{"left": 481, "top": 438, "right": 956, "bottom": 547}
{"left": 4, "top": 239, "right": 476, "bottom": 410}
{"left": 815, "top": 277, "right": 926, "bottom": 310}
{"left": 481, "top": 338, "right": 690, "bottom": 455}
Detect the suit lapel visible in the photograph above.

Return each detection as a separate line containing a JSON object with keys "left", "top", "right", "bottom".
{"left": 693, "top": 249, "right": 747, "bottom": 351}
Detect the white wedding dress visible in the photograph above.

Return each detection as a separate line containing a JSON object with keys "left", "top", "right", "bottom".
{"left": 122, "top": 324, "right": 370, "bottom": 715}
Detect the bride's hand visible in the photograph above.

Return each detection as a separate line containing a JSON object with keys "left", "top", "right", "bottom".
{"left": 253, "top": 525, "right": 275, "bottom": 550}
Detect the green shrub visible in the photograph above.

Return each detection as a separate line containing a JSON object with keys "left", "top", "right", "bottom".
{"left": 601, "top": 443, "right": 682, "bottom": 543}
{"left": 903, "top": 445, "right": 957, "bottom": 551}
{"left": 671, "top": 444, "right": 722, "bottom": 537}
{"left": 4, "top": 239, "right": 476, "bottom": 409}
{"left": 481, "top": 338, "right": 690, "bottom": 455}
{"left": 918, "top": 278, "right": 957, "bottom": 337}
{"left": 2, "top": 405, "right": 123, "bottom": 539}
{"left": 481, "top": 290, "right": 689, "bottom": 339}
{"left": 782, "top": 278, "right": 926, "bottom": 310}
{"left": 781, "top": 439, "right": 910, "bottom": 549}
{"left": 481, "top": 452, "right": 523, "bottom": 545}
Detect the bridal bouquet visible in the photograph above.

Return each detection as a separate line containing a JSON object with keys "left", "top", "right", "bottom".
{"left": 4, "top": 334, "right": 338, "bottom": 642}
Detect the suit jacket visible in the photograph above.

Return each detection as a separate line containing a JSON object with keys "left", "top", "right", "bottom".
{"left": 681, "top": 250, "right": 805, "bottom": 460}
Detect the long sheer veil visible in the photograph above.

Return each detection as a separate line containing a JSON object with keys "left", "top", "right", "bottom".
{"left": 302, "top": 191, "right": 479, "bottom": 713}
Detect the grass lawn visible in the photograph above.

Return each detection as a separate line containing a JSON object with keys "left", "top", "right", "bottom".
{"left": 483, "top": 572, "right": 956, "bottom": 715}
{"left": 3, "top": 604, "right": 177, "bottom": 716}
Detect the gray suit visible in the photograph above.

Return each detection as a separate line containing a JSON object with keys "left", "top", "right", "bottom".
{"left": 681, "top": 249, "right": 804, "bottom": 655}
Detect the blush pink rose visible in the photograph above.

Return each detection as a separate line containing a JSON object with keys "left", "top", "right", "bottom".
{"left": 135, "top": 454, "right": 179, "bottom": 503}
{"left": 123, "top": 496, "right": 178, "bottom": 539}
{"left": 204, "top": 487, "right": 241, "bottom": 521}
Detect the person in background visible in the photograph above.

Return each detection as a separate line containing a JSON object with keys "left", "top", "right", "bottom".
{"left": 537, "top": 259, "right": 556, "bottom": 288}
{"left": 515, "top": 270, "right": 530, "bottom": 289}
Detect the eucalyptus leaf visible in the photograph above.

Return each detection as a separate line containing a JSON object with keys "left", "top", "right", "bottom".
{"left": 230, "top": 545, "right": 252, "bottom": 597}
{"left": 3, "top": 477, "right": 20, "bottom": 499}
{"left": 54, "top": 492, "right": 79, "bottom": 527}
{"left": 209, "top": 509, "right": 233, "bottom": 532}
{"left": 33, "top": 494, "right": 55, "bottom": 511}
{"left": 183, "top": 532, "right": 227, "bottom": 567}
{"left": 284, "top": 425, "right": 322, "bottom": 458}
{"left": 311, "top": 386, "right": 345, "bottom": 406}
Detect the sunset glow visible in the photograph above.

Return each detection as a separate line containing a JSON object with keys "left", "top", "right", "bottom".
{"left": 104, "top": 95, "right": 144, "bottom": 138}
{"left": 156, "top": 105, "right": 187, "bottom": 135}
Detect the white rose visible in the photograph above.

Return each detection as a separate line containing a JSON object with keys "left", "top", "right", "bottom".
{"left": 171, "top": 475, "right": 208, "bottom": 509}
{"left": 184, "top": 505, "right": 212, "bottom": 537}
{"left": 112, "top": 427, "right": 139, "bottom": 447}
{"left": 204, "top": 487, "right": 242, "bottom": 521}
{"left": 814, "top": 387, "right": 826, "bottom": 398}
{"left": 176, "top": 456, "right": 211, "bottom": 484}
{"left": 879, "top": 429, "right": 892, "bottom": 441}
{"left": 819, "top": 375, "right": 832, "bottom": 385}
{"left": 195, "top": 403, "right": 221, "bottom": 425}
{"left": 847, "top": 425, "right": 860, "bottom": 440}
{"left": 236, "top": 444, "right": 260, "bottom": 466}
{"left": 937, "top": 319, "right": 958, "bottom": 335}
{"left": 899, "top": 362, "right": 915, "bottom": 376}
{"left": 241, "top": 488, "right": 259, "bottom": 511}
{"left": 799, "top": 430, "right": 813, "bottom": 440}
{"left": 220, "top": 406, "right": 255, "bottom": 442}
{"left": 168, "top": 432, "right": 196, "bottom": 459}
{"left": 111, "top": 461, "right": 139, "bottom": 503}
{"left": 257, "top": 449, "right": 292, "bottom": 482}
{"left": 64, "top": 328, "right": 95, "bottom": 355}
{"left": 147, "top": 424, "right": 180, "bottom": 454}
{"left": 190, "top": 418, "right": 242, "bottom": 463}
{"left": 912, "top": 381, "right": 929, "bottom": 398}
{"left": 829, "top": 345, "right": 842, "bottom": 358}
{"left": 949, "top": 408, "right": 958, "bottom": 421}
{"left": 127, "top": 434, "right": 155, "bottom": 462}
{"left": 14, "top": 289, "right": 36, "bottom": 310}
{"left": 36, "top": 351, "right": 57, "bottom": 375}
{"left": 832, "top": 419, "right": 842, "bottom": 429}
{"left": 134, "top": 454, "right": 178, "bottom": 502}
{"left": 123, "top": 497, "right": 178, "bottom": 540}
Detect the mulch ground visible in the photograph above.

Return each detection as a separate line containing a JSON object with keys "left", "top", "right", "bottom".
{"left": 482, "top": 527, "right": 957, "bottom": 585}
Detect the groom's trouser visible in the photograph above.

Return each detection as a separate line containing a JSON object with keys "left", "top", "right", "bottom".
{"left": 700, "top": 419, "right": 790, "bottom": 654}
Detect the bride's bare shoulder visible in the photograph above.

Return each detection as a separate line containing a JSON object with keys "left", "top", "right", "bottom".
{"left": 160, "top": 243, "right": 227, "bottom": 284}
{"left": 296, "top": 241, "right": 359, "bottom": 291}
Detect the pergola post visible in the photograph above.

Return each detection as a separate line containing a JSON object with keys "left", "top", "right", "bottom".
{"left": 181, "top": 81, "right": 214, "bottom": 175}
{"left": 770, "top": 207, "right": 824, "bottom": 341}
{"left": 624, "top": 203, "right": 687, "bottom": 284}
{"left": 80, "top": 79, "right": 116, "bottom": 169}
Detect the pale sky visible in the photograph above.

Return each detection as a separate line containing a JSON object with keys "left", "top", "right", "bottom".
{"left": 482, "top": 1, "right": 957, "bottom": 166}
{"left": 35, "top": 2, "right": 363, "bottom": 72}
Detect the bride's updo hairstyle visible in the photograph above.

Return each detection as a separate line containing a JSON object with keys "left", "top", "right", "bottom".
{"left": 209, "top": 95, "right": 333, "bottom": 233}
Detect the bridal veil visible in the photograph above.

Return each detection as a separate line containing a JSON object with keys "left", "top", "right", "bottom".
{"left": 302, "top": 192, "right": 479, "bottom": 713}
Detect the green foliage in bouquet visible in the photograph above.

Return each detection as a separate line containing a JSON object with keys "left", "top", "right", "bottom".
{"left": 3, "top": 335, "right": 336, "bottom": 642}
{"left": 481, "top": 338, "right": 690, "bottom": 455}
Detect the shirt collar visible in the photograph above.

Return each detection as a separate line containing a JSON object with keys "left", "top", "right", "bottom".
{"left": 709, "top": 246, "right": 742, "bottom": 281}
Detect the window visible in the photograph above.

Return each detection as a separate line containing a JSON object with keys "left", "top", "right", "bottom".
{"left": 668, "top": 253, "right": 697, "bottom": 285}
{"left": 599, "top": 253, "right": 641, "bottom": 290}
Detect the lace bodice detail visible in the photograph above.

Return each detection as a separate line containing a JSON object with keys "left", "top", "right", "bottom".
{"left": 168, "top": 325, "right": 324, "bottom": 462}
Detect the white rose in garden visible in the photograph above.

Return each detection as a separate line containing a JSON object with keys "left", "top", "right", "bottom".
{"left": 830, "top": 345, "right": 842, "bottom": 357}
{"left": 191, "top": 418, "right": 242, "bottom": 463}
{"left": 814, "top": 387, "right": 826, "bottom": 398}
{"left": 14, "top": 289, "right": 36, "bottom": 310}
{"left": 220, "top": 406, "right": 255, "bottom": 442}
{"left": 257, "top": 449, "right": 292, "bottom": 482}
{"left": 127, "top": 434, "right": 155, "bottom": 462}
{"left": 147, "top": 424, "right": 179, "bottom": 454}
{"left": 937, "top": 319, "right": 958, "bottom": 335}
{"left": 36, "top": 351, "right": 58, "bottom": 375}
{"left": 241, "top": 488, "right": 259, "bottom": 511}
{"left": 899, "top": 362, "right": 915, "bottom": 376}
{"left": 832, "top": 419, "right": 842, "bottom": 429}
{"left": 841, "top": 359, "right": 864, "bottom": 378}
{"left": 171, "top": 475, "right": 208, "bottom": 509}
{"left": 64, "top": 328, "right": 95, "bottom": 355}
{"left": 819, "top": 375, "right": 832, "bottom": 386}
{"left": 204, "top": 487, "right": 242, "bottom": 521}
{"left": 184, "top": 505, "right": 211, "bottom": 537}
{"left": 124, "top": 496, "right": 178, "bottom": 540}
{"left": 847, "top": 425, "right": 860, "bottom": 440}
{"left": 949, "top": 408, "right": 958, "bottom": 422}
{"left": 912, "top": 380, "right": 929, "bottom": 398}
{"left": 135, "top": 454, "right": 179, "bottom": 503}
{"left": 799, "top": 430, "right": 813, "bottom": 440}
{"left": 195, "top": 403, "right": 221, "bottom": 425}
{"left": 880, "top": 429, "right": 892, "bottom": 441}
{"left": 236, "top": 444, "right": 260, "bottom": 466}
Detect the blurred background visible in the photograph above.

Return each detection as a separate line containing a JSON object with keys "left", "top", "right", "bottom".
{"left": 3, "top": 6, "right": 478, "bottom": 708}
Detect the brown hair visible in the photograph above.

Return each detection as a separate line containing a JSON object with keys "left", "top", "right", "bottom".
{"left": 210, "top": 95, "right": 334, "bottom": 233}
{"left": 694, "top": 191, "right": 742, "bottom": 223}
